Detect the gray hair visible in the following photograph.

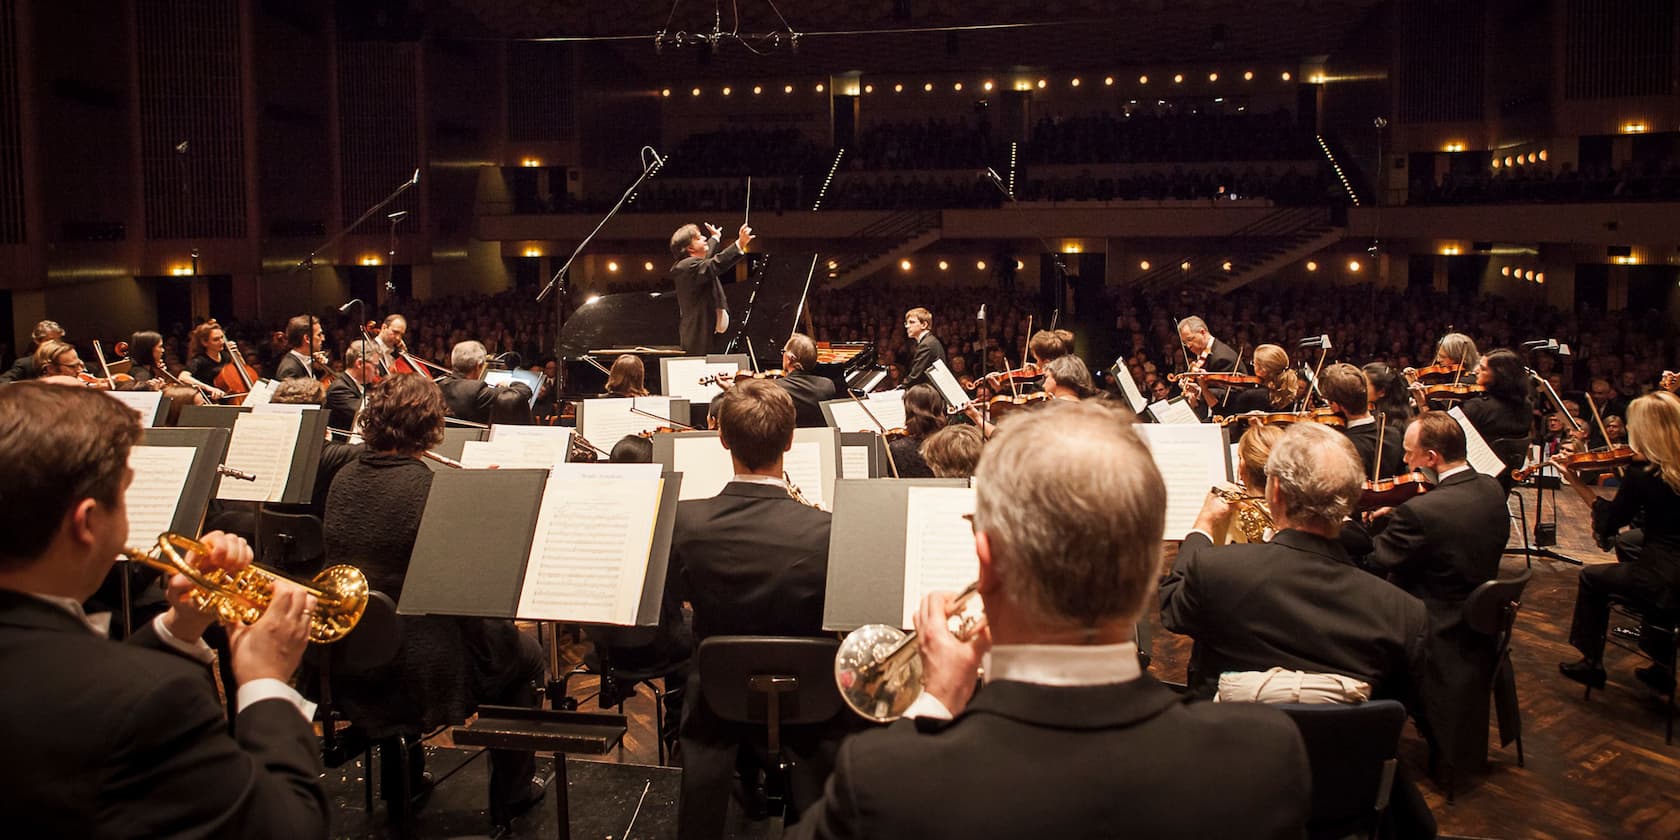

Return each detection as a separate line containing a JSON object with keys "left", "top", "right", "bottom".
{"left": 1042, "top": 355, "right": 1095, "bottom": 398}
{"left": 974, "top": 400, "right": 1166, "bottom": 628}
{"left": 31, "top": 320, "right": 63, "bottom": 343}
{"left": 1264, "top": 423, "right": 1364, "bottom": 530}
{"left": 1175, "top": 316, "right": 1209, "bottom": 336}
{"left": 451, "top": 340, "right": 487, "bottom": 377}
{"left": 669, "top": 223, "right": 700, "bottom": 260}
{"left": 344, "top": 339, "right": 372, "bottom": 366}
{"left": 270, "top": 378, "right": 323, "bottom": 405}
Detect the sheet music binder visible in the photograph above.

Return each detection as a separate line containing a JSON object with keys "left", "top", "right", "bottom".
{"left": 400, "top": 468, "right": 683, "bottom": 625}
{"left": 137, "top": 427, "right": 231, "bottom": 536}
{"left": 428, "top": 426, "right": 489, "bottom": 472}
{"left": 821, "top": 477, "right": 971, "bottom": 632}
{"left": 280, "top": 409, "right": 329, "bottom": 505}
{"left": 176, "top": 404, "right": 252, "bottom": 430}
{"left": 839, "top": 432, "right": 886, "bottom": 478}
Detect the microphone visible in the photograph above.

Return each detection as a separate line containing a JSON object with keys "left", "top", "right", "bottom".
{"left": 977, "top": 304, "right": 986, "bottom": 321}
{"left": 409, "top": 168, "right": 421, "bottom": 186}
{"left": 1297, "top": 334, "right": 1332, "bottom": 349}
{"left": 650, "top": 147, "right": 667, "bottom": 167}
{"left": 338, "top": 298, "right": 362, "bottom": 314}
{"left": 1523, "top": 338, "right": 1560, "bottom": 352}
{"left": 387, "top": 210, "right": 409, "bottom": 222}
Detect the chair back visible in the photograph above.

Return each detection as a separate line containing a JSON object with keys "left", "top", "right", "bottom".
{"left": 697, "top": 636, "right": 842, "bottom": 727}
{"left": 1277, "top": 699, "right": 1408, "bottom": 837}
{"left": 256, "top": 509, "right": 325, "bottom": 575}
{"left": 1465, "top": 570, "right": 1533, "bottom": 641}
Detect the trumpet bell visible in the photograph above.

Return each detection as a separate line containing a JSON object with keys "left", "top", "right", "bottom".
{"left": 834, "top": 623, "right": 923, "bottom": 723}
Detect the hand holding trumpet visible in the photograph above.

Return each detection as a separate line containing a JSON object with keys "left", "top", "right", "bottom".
{"left": 915, "top": 590, "right": 991, "bottom": 716}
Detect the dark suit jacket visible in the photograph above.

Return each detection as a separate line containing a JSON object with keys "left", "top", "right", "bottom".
{"left": 439, "top": 376, "right": 533, "bottom": 425}
{"left": 785, "top": 676, "right": 1310, "bottom": 840}
{"left": 904, "top": 332, "right": 947, "bottom": 389}
{"left": 1161, "top": 529, "right": 1428, "bottom": 702}
{"left": 0, "top": 352, "right": 41, "bottom": 384}
{"left": 1201, "top": 337, "right": 1243, "bottom": 373}
{"left": 274, "top": 351, "right": 312, "bottom": 381}
{"left": 323, "top": 371, "right": 364, "bottom": 432}
{"left": 672, "top": 237, "right": 742, "bottom": 354}
{"left": 0, "top": 590, "right": 328, "bottom": 838}
{"left": 1343, "top": 418, "right": 1407, "bottom": 480}
{"left": 777, "top": 371, "right": 838, "bottom": 428}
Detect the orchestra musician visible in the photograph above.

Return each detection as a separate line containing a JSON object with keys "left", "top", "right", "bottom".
{"left": 374, "top": 314, "right": 408, "bottom": 375}
{"left": 0, "top": 383, "right": 328, "bottom": 838}
{"left": 274, "top": 315, "right": 324, "bottom": 381}
{"left": 1040, "top": 355, "right": 1097, "bottom": 401}
{"left": 1176, "top": 316, "right": 1242, "bottom": 374}
{"left": 787, "top": 400, "right": 1310, "bottom": 840}
{"left": 1184, "top": 343, "right": 1294, "bottom": 416}
{"left": 119, "top": 331, "right": 169, "bottom": 391}
{"left": 1364, "top": 362, "right": 1414, "bottom": 427}
{"left": 671, "top": 222, "right": 752, "bottom": 355}
{"left": 1321, "top": 363, "right": 1406, "bottom": 479}
{"left": 1416, "top": 348, "right": 1534, "bottom": 486}
{"left": 902, "top": 307, "right": 948, "bottom": 389}
{"left": 33, "top": 340, "right": 108, "bottom": 389}
{"left": 324, "top": 340, "right": 379, "bottom": 432}
{"left": 602, "top": 354, "right": 650, "bottom": 398}
{"left": 0, "top": 319, "right": 64, "bottom": 384}
{"left": 717, "top": 333, "right": 838, "bottom": 427}
{"left": 919, "top": 424, "right": 984, "bottom": 479}
{"left": 439, "top": 340, "right": 533, "bottom": 425}
{"left": 890, "top": 384, "right": 946, "bottom": 478}
{"left": 185, "top": 320, "right": 235, "bottom": 401}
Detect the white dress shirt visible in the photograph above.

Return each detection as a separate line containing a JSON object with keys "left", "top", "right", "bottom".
{"left": 904, "top": 641, "right": 1143, "bottom": 720}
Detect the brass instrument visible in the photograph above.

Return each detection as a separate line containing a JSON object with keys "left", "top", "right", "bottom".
{"left": 120, "top": 533, "right": 369, "bottom": 644}
{"left": 783, "top": 471, "right": 822, "bottom": 509}
{"left": 1212, "top": 485, "right": 1272, "bottom": 544}
{"left": 834, "top": 583, "right": 984, "bottom": 722}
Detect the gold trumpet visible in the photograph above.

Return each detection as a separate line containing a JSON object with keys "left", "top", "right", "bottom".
{"left": 121, "top": 533, "right": 370, "bottom": 644}
{"left": 834, "top": 583, "right": 984, "bottom": 722}
{"left": 1211, "top": 485, "right": 1273, "bottom": 544}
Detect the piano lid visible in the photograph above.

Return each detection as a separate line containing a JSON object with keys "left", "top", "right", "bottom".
{"left": 554, "top": 291, "right": 683, "bottom": 359}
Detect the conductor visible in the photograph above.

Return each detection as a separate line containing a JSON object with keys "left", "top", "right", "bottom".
{"left": 671, "top": 222, "right": 754, "bottom": 355}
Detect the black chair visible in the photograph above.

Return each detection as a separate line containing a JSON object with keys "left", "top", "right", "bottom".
{"left": 1461, "top": 569, "right": 1532, "bottom": 799}
{"left": 1591, "top": 596, "right": 1679, "bottom": 744}
{"left": 696, "top": 636, "right": 842, "bottom": 819}
{"left": 1277, "top": 699, "right": 1408, "bottom": 840}
{"left": 255, "top": 509, "right": 325, "bottom": 576}
{"left": 554, "top": 625, "right": 687, "bottom": 766}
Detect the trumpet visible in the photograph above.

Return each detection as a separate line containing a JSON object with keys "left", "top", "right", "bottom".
{"left": 1211, "top": 484, "right": 1273, "bottom": 544}
{"left": 834, "top": 583, "right": 984, "bottom": 722}
{"left": 121, "top": 533, "right": 370, "bottom": 644}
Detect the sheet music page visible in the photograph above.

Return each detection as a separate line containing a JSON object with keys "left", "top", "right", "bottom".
{"left": 580, "top": 397, "right": 677, "bottom": 447}
{"left": 781, "top": 441, "right": 825, "bottom": 509}
{"left": 1137, "top": 424, "right": 1229, "bottom": 540}
{"left": 1148, "top": 397, "right": 1202, "bottom": 425}
{"left": 670, "top": 434, "right": 736, "bottom": 500}
{"left": 126, "top": 445, "right": 196, "bottom": 542}
{"left": 901, "top": 486, "right": 979, "bottom": 628}
{"left": 822, "top": 399, "right": 881, "bottom": 434}
{"left": 242, "top": 379, "right": 274, "bottom": 407}
{"left": 252, "top": 403, "right": 317, "bottom": 414}
{"left": 864, "top": 390, "right": 907, "bottom": 429}
{"left": 104, "top": 390, "right": 164, "bottom": 427}
{"left": 662, "top": 358, "right": 739, "bottom": 404}
{"left": 927, "top": 360, "right": 971, "bottom": 408}
{"left": 1448, "top": 406, "right": 1510, "bottom": 476}
{"left": 459, "top": 437, "right": 570, "bottom": 470}
{"left": 488, "top": 424, "right": 575, "bottom": 457}
{"left": 1112, "top": 357, "right": 1148, "bottom": 413}
{"left": 515, "top": 463, "right": 665, "bottom": 624}
{"left": 841, "top": 445, "right": 871, "bottom": 478}
{"left": 217, "top": 412, "right": 301, "bottom": 502}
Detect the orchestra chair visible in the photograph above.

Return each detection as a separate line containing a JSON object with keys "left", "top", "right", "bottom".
{"left": 1451, "top": 570, "right": 1532, "bottom": 802}
{"left": 695, "top": 636, "right": 843, "bottom": 820}
{"left": 1586, "top": 596, "right": 1679, "bottom": 745}
{"left": 1276, "top": 699, "right": 1407, "bottom": 840}
{"left": 255, "top": 509, "right": 325, "bottom": 576}
{"left": 552, "top": 625, "right": 688, "bottom": 766}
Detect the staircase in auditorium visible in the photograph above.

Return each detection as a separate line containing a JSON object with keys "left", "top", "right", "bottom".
{"left": 1135, "top": 206, "right": 1345, "bottom": 295}
{"left": 826, "top": 209, "right": 943, "bottom": 286}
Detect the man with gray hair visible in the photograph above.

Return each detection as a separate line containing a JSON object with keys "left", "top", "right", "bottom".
{"left": 670, "top": 221, "right": 754, "bottom": 354}
{"left": 788, "top": 400, "right": 1309, "bottom": 840}
{"left": 1175, "top": 315, "right": 1241, "bottom": 375}
{"left": 439, "top": 340, "right": 532, "bottom": 425}
{"left": 0, "top": 319, "right": 65, "bottom": 385}
{"left": 1161, "top": 422, "right": 1427, "bottom": 702}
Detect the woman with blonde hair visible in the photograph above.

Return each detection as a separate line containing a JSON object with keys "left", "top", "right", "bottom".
{"left": 1557, "top": 390, "right": 1680, "bottom": 693}
{"left": 1184, "top": 343, "right": 1297, "bottom": 415}
{"left": 603, "top": 354, "right": 649, "bottom": 398}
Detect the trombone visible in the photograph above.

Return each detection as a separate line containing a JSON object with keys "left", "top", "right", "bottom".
{"left": 121, "top": 533, "right": 370, "bottom": 644}
{"left": 834, "top": 582, "right": 984, "bottom": 722}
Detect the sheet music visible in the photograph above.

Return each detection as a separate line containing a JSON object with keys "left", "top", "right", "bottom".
{"left": 781, "top": 442, "right": 826, "bottom": 509}
{"left": 1112, "top": 357, "right": 1148, "bottom": 413}
{"left": 1448, "top": 406, "right": 1510, "bottom": 476}
{"left": 927, "top": 360, "right": 971, "bottom": 408}
{"left": 900, "top": 486, "right": 979, "bottom": 628}
{"left": 217, "top": 412, "right": 301, "bottom": 502}
{"left": 515, "top": 463, "right": 665, "bottom": 624}
{"left": 580, "top": 397, "right": 677, "bottom": 448}
{"left": 488, "top": 424, "right": 575, "bottom": 460}
{"left": 252, "top": 403, "right": 317, "bottom": 414}
{"left": 670, "top": 434, "right": 736, "bottom": 500}
{"left": 823, "top": 399, "right": 885, "bottom": 434}
{"left": 662, "top": 358, "right": 740, "bottom": 404}
{"left": 1148, "top": 397, "right": 1201, "bottom": 425}
{"left": 104, "top": 390, "right": 165, "bottom": 427}
{"left": 242, "top": 379, "right": 275, "bottom": 407}
{"left": 865, "top": 390, "right": 907, "bottom": 429}
{"left": 126, "top": 445, "right": 196, "bottom": 542}
{"left": 1137, "top": 424, "right": 1229, "bottom": 540}
{"left": 841, "top": 445, "right": 871, "bottom": 478}
{"left": 459, "top": 437, "right": 570, "bottom": 470}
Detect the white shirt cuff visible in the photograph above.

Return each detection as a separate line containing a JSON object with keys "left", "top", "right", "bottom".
{"left": 150, "top": 613, "right": 216, "bottom": 665}
{"left": 901, "top": 692, "right": 954, "bottom": 721}
{"left": 236, "top": 678, "right": 317, "bottom": 721}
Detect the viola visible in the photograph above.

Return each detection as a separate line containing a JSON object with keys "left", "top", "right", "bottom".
{"left": 1358, "top": 471, "right": 1434, "bottom": 511}
{"left": 983, "top": 364, "right": 1043, "bottom": 388}
{"left": 1513, "top": 444, "right": 1638, "bottom": 482}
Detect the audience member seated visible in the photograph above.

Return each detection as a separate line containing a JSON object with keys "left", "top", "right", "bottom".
{"left": 787, "top": 400, "right": 1311, "bottom": 840}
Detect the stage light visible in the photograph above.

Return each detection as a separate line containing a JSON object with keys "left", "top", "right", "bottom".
{"left": 1504, "top": 156, "right": 1514, "bottom": 167}
{"left": 815, "top": 83, "right": 824, "bottom": 92}
{"left": 1492, "top": 158, "right": 1501, "bottom": 169}
{"left": 585, "top": 295, "right": 601, "bottom": 305}
{"left": 983, "top": 80, "right": 994, "bottom": 91}
{"left": 784, "top": 84, "right": 794, "bottom": 93}
{"left": 1281, "top": 71, "right": 1292, "bottom": 81}
{"left": 1037, "top": 79, "right": 1047, "bottom": 88}
{"left": 753, "top": 85, "right": 763, "bottom": 94}
{"left": 1015, "top": 259, "right": 1024, "bottom": 270}
{"left": 976, "top": 260, "right": 987, "bottom": 270}
{"left": 924, "top": 82, "right": 934, "bottom": 92}
{"left": 1071, "top": 77, "right": 1081, "bottom": 87}
{"left": 661, "top": 88, "right": 671, "bottom": 97}
{"left": 1243, "top": 71, "right": 1254, "bottom": 81}
{"left": 1524, "top": 270, "right": 1534, "bottom": 280}
{"left": 722, "top": 86, "right": 731, "bottom": 96}
{"left": 1104, "top": 76, "right": 1114, "bottom": 86}
{"left": 523, "top": 248, "right": 542, "bottom": 258}
{"left": 1527, "top": 152, "right": 1537, "bottom": 164}
{"left": 1539, "top": 150, "right": 1548, "bottom": 161}
{"left": 1221, "top": 261, "right": 1233, "bottom": 272}
{"left": 1139, "top": 260, "right": 1151, "bottom": 271}
{"left": 1536, "top": 272, "right": 1545, "bottom": 284}
{"left": 691, "top": 87, "right": 701, "bottom": 96}
{"left": 953, "top": 82, "right": 963, "bottom": 91}
{"left": 1501, "top": 266, "right": 1511, "bottom": 276}
{"left": 644, "top": 261, "right": 655, "bottom": 271}
{"left": 1347, "top": 260, "right": 1361, "bottom": 272}
{"left": 863, "top": 84, "right": 873, "bottom": 93}
{"left": 900, "top": 259, "right": 912, "bottom": 271}
{"left": 1173, "top": 74, "right": 1184, "bottom": 84}
{"left": 1305, "top": 260, "right": 1318, "bottom": 272}
{"left": 607, "top": 261, "right": 620, "bottom": 272}
{"left": 938, "top": 260, "right": 949, "bottom": 271}
{"left": 1139, "top": 75, "right": 1149, "bottom": 84}
{"left": 1208, "top": 72, "right": 1218, "bottom": 82}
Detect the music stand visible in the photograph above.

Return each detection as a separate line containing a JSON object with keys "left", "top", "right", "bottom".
{"left": 1507, "top": 366, "right": 1584, "bottom": 566}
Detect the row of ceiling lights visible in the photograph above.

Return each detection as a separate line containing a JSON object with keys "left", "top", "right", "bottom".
{"left": 660, "top": 70, "right": 1294, "bottom": 98}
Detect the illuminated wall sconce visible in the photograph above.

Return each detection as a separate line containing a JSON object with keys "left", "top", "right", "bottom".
{"left": 1221, "top": 261, "right": 1233, "bottom": 272}
{"left": 644, "top": 261, "right": 655, "bottom": 271}
{"left": 523, "top": 247, "right": 542, "bottom": 258}
{"left": 361, "top": 256, "right": 382, "bottom": 266}
{"left": 1180, "top": 260, "right": 1191, "bottom": 271}
{"left": 606, "top": 260, "right": 620, "bottom": 272}
{"left": 521, "top": 158, "right": 541, "bottom": 167}
{"left": 900, "top": 259, "right": 912, "bottom": 271}
{"left": 1173, "top": 74, "right": 1184, "bottom": 84}
{"left": 170, "top": 265, "right": 193, "bottom": 276}
{"left": 1138, "top": 75, "right": 1149, "bottom": 85}
{"left": 1622, "top": 122, "right": 1648, "bottom": 134}
{"left": 1346, "top": 260, "right": 1361, "bottom": 272}
{"left": 1305, "top": 260, "right": 1318, "bottom": 272}
{"left": 976, "top": 260, "right": 988, "bottom": 271}
{"left": 938, "top": 260, "right": 950, "bottom": 271}
{"left": 1138, "top": 260, "right": 1151, "bottom": 271}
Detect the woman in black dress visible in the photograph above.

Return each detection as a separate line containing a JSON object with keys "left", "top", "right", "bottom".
{"left": 323, "top": 373, "right": 546, "bottom": 824}
{"left": 184, "top": 320, "right": 234, "bottom": 401}
{"left": 120, "top": 331, "right": 168, "bottom": 391}
{"left": 888, "top": 384, "right": 944, "bottom": 478}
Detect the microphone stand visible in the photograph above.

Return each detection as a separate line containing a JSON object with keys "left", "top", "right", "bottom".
{"left": 537, "top": 147, "right": 665, "bottom": 305}
{"left": 289, "top": 169, "right": 419, "bottom": 343}
{"left": 981, "top": 168, "right": 1070, "bottom": 324}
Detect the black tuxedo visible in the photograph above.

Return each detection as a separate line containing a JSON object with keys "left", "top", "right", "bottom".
{"left": 664, "top": 481, "right": 842, "bottom": 839}
{"left": 1161, "top": 530, "right": 1427, "bottom": 702}
{"left": 274, "top": 351, "right": 312, "bottom": 381}
{"left": 1366, "top": 468, "right": 1510, "bottom": 777}
{"left": 672, "top": 237, "right": 742, "bottom": 354}
{"left": 904, "top": 331, "right": 947, "bottom": 389}
{"left": 323, "top": 371, "right": 365, "bottom": 431}
{"left": 1343, "top": 417, "right": 1407, "bottom": 480}
{"left": 785, "top": 676, "right": 1309, "bottom": 840}
{"left": 777, "top": 371, "right": 838, "bottom": 428}
{"left": 0, "top": 590, "right": 328, "bottom": 838}
{"left": 1200, "top": 337, "right": 1243, "bottom": 373}
{"left": 0, "top": 351, "right": 41, "bottom": 384}
{"left": 439, "top": 376, "right": 533, "bottom": 425}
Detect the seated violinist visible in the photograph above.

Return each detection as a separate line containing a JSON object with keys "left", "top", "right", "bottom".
{"left": 889, "top": 384, "right": 945, "bottom": 478}
{"left": 602, "top": 354, "right": 650, "bottom": 398}
{"left": 1183, "top": 344, "right": 1294, "bottom": 418}
{"left": 1406, "top": 332, "right": 1480, "bottom": 385}
{"left": 715, "top": 333, "right": 837, "bottom": 428}
{"left": 34, "top": 340, "right": 108, "bottom": 389}
{"left": 1320, "top": 363, "right": 1406, "bottom": 480}
{"left": 1041, "top": 356, "right": 1097, "bottom": 402}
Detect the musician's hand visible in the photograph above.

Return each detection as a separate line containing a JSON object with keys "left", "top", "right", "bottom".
{"left": 227, "top": 581, "right": 314, "bottom": 686}
{"left": 160, "top": 532, "right": 252, "bottom": 643}
{"left": 1191, "top": 488, "right": 1236, "bottom": 536}
{"left": 703, "top": 222, "right": 722, "bottom": 240}
{"left": 1408, "top": 381, "right": 1432, "bottom": 413}
{"left": 1663, "top": 371, "right": 1679, "bottom": 392}
{"left": 1361, "top": 506, "right": 1395, "bottom": 526}
{"left": 737, "top": 224, "right": 754, "bottom": 251}
{"left": 915, "top": 590, "right": 989, "bottom": 716}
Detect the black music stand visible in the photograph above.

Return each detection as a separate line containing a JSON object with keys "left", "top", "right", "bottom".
{"left": 1505, "top": 366, "right": 1584, "bottom": 566}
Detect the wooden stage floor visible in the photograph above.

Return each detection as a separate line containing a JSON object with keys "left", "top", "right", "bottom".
{"left": 378, "top": 487, "right": 1680, "bottom": 839}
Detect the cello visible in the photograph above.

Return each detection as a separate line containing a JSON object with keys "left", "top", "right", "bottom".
{"left": 215, "top": 338, "right": 262, "bottom": 405}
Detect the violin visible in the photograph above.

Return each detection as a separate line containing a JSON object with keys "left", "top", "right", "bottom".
{"left": 1358, "top": 471, "right": 1434, "bottom": 511}
{"left": 1416, "top": 382, "right": 1485, "bottom": 403}
{"left": 699, "top": 369, "right": 786, "bottom": 386}
{"left": 636, "top": 426, "right": 683, "bottom": 438}
{"left": 882, "top": 427, "right": 911, "bottom": 440}
{"left": 1215, "top": 408, "right": 1346, "bottom": 428}
{"left": 979, "top": 390, "right": 1052, "bottom": 418}
{"left": 983, "top": 364, "right": 1043, "bottom": 388}
{"left": 1513, "top": 444, "right": 1638, "bottom": 482}
{"left": 1168, "top": 370, "right": 1264, "bottom": 389}
{"left": 214, "top": 339, "right": 261, "bottom": 405}
{"left": 1403, "top": 361, "right": 1464, "bottom": 384}
{"left": 88, "top": 340, "right": 135, "bottom": 389}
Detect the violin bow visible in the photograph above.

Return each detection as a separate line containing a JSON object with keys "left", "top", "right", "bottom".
{"left": 1011, "top": 315, "right": 1031, "bottom": 399}
{"left": 1583, "top": 393, "right": 1611, "bottom": 455}
{"left": 1373, "top": 411, "right": 1386, "bottom": 483}
{"left": 1220, "top": 343, "right": 1247, "bottom": 411}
